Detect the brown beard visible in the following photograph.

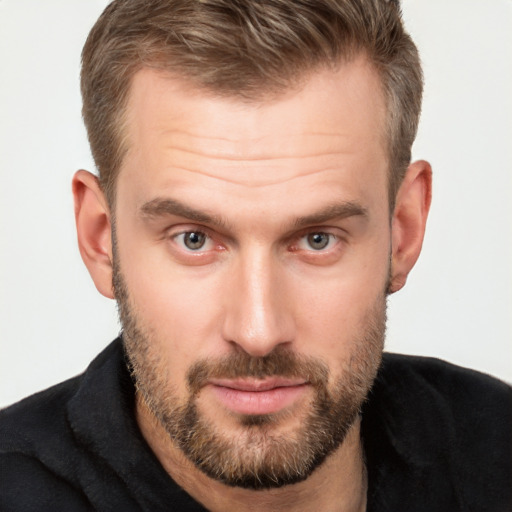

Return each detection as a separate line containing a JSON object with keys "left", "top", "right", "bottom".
{"left": 113, "top": 255, "right": 386, "bottom": 489}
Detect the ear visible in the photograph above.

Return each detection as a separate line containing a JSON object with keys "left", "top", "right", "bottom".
{"left": 72, "top": 170, "right": 114, "bottom": 299}
{"left": 389, "top": 160, "right": 432, "bottom": 294}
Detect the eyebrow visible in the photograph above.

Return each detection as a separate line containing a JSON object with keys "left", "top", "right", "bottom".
{"left": 293, "top": 201, "right": 368, "bottom": 228}
{"left": 139, "top": 197, "right": 367, "bottom": 229}
{"left": 140, "top": 197, "right": 228, "bottom": 228}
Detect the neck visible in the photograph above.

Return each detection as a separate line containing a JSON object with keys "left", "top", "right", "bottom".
{"left": 136, "top": 394, "right": 367, "bottom": 512}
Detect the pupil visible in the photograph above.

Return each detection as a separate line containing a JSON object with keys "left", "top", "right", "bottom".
{"left": 308, "top": 233, "right": 329, "bottom": 250}
{"left": 185, "top": 232, "right": 205, "bottom": 250}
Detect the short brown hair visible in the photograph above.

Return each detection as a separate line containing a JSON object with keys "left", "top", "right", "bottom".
{"left": 81, "top": 0, "right": 422, "bottom": 208}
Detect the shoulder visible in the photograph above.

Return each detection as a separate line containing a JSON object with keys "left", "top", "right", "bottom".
{"left": 0, "top": 339, "right": 124, "bottom": 452}
{"left": 0, "top": 375, "right": 81, "bottom": 454}
{"left": 0, "top": 340, "right": 127, "bottom": 511}
{"left": 373, "top": 353, "right": 512, "bottom": 510}
{"left": 0, "top": 376, "right": 93, "bottom": 511}
{"left": 0, "top": 339, "right": 122, "bottom": 461}
{"left": 377, "top": 352, "right": 512, "bottom": 445}
{"left": 379, "top": 352, "right": 512, "bottom": 414}
{"left": 0, "top": 452, "right": 92, "bottom": 511}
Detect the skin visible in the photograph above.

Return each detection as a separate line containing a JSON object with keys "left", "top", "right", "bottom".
{"left": 73, "top": 55, "right": 431, "bottom": 511}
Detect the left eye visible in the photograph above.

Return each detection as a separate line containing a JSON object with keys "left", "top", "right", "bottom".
{"left": 175, "top": 231, "right": 212, "bottom": 251}
{"left": 299, "top": 232, "right": 336, "bottom": 251}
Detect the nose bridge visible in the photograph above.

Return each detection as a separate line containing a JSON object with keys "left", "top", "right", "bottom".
{"left": 222, "top": 244, "right": 293, "bottom": 356}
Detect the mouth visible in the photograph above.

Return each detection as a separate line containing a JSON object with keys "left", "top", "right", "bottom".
{"left": 206, "top": 377, "right": 310, "bottom": 416}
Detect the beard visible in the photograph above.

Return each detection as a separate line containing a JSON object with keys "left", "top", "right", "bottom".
{"left": 113, "top": 258, "right": 386, "bottom": 490}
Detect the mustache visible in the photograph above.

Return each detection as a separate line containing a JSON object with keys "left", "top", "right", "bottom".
{"left": 187, "top": 347, "right": 329, "bottom": 395}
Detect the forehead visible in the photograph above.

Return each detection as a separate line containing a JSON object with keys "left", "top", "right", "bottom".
{"left": 117, "top": 58, "right": 388, "bottom": 215}
{"left": 126, "top": 58, "right": 386, "bottom": 160}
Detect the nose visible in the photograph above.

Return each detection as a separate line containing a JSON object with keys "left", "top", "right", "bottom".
{"left": 221, "top": 248, "right": 295, "bottom": 357}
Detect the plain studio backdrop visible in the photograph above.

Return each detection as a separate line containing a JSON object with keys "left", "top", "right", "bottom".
{"left": 1, "top": 1, "right": 511, "bottom": 408}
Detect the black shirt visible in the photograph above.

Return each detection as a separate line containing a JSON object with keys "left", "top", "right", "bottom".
{"left": 1, "top": 338, "right": 511, "bottom": 511}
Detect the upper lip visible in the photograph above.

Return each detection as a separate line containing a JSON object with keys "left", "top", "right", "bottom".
{"left": 208, "top": 377, "right": 308, "bottom": 392}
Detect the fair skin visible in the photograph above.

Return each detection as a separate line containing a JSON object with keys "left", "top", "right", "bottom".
{"left": 73, "top": 56, "right": 431, "bottom": 511}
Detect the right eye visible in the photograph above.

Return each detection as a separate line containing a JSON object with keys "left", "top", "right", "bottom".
{"left": 295, "top": 231, "right": 338, "bottom": 252}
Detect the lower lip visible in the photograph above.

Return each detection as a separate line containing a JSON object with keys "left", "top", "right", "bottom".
{"left": 208, "top": 384, "right": 309, "bottom": 416}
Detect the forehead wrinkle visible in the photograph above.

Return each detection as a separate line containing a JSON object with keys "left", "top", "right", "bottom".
{"left": 162, "top": 164, "right": 355, "bottom": 188}
{"left": 157, "top": 129, "right": 357, "bottom": 161}
{"left": 153, "top": 131, "right": 375, "bottom": 189}
{"left": 155, "top": 140, "right": 361, "bottom": 188}
{"left": 162, "top": 144, "right": 353, "bottom": 163}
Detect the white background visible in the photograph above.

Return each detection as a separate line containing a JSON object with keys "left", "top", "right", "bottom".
{"left": 1, "top": 1, "right": 511, "bottom": 407}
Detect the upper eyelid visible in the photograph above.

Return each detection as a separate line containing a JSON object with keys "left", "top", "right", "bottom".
{"left": 287, "top": 226, "right": 347, "bottom": 242}
{"left": 166, "top": 224, "right": 213, "bottom": 238}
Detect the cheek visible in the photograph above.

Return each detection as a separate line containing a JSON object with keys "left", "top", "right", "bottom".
{"left": 291, "top": 246, "right": 389, "bottom": 360}
{"left": 133, "top": 271, "right": 221, "bottom": 333}
{"left": 120, "top": 241, "right": 228, "bottom": 350}
{"left": 121, "top": 267, "right": 229, "bottom": 399}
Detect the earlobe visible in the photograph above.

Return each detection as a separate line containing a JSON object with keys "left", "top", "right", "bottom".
{"left": 72, "top": 170, "right": 115, "bottom": 299}
{"left": 389, "top": 160, "right": 432, "bottom": 294}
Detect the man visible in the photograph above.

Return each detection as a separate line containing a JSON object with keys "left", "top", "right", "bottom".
{"left": 0, "top": 1, "right": 510, "bottom": 511}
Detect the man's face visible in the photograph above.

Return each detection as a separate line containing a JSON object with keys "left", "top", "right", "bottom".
{"left": 113, "top": 58, "right": 391, "bottom": 488}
